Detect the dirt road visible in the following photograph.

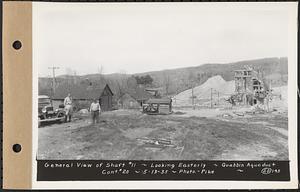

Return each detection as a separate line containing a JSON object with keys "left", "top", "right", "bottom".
{"left": 38, "top": 109, "right": 288, "bottom": 160}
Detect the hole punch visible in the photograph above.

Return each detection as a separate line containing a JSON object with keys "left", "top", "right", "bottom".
{"left": 12, "top": 40, "right": 22, "bottom": 50}
{"left": 12, "top": 144, "right": 22, "bottom": 153}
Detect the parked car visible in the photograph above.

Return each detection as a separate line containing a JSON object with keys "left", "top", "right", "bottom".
{"left": 38, "top": 95, "right": 66, "bottom": 127}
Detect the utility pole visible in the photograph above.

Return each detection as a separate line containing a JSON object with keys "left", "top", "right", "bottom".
{"left": 48, "top": 66, "right": 59, "bottom": 95}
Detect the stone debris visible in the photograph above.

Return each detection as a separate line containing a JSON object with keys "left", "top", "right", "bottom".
{"left": 245, "top": 105, "right": 267, "bottom": 114}
{"left": 174, "top": 111, "right": 186, "bottom": 115}
{"left": 233, "top": 112, "right": 244, "bottom": 116}
{"left": 222, "top": 113, "right": 233, "bottom": 118}
{"left": 137, "top": 137, "right": 176, "bottom": 147}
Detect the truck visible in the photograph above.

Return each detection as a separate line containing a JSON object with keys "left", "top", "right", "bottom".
{"left": 38, "top": 95, "right": 66, "bottom": 127}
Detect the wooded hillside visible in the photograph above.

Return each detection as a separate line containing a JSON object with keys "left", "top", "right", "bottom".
{"left": 39, "top": 57, "right": 288, "bottom": 103}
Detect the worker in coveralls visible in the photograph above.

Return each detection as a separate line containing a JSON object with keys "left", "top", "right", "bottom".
{"left": 64, "top": 93, "right": 73, "bottom": 122}
{"left": 90, "top": 99, "right": 101, "bottom": 124}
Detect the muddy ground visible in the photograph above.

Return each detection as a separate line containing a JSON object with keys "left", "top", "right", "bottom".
{"left": 38, "top": 108, "right": 288, "bottom": 160}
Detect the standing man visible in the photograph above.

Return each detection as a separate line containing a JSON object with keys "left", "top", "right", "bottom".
{"left": 264, "top": 90, "right": 272, "bottom": 112}
{"left": 90, "top": 99, "right": 101, "bottom": 124}
{"left": 64, "top": 93, "right": 73, "bottom": 122}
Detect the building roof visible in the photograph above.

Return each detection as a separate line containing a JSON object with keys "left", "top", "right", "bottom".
{"left": 131, "top": 87, "right": 153, "bottom": 101}
{"left": 53, "top": 84, "right": 113, "bottom": 100}
{"left": 145, "top": 87, "right": 163, "bottom": 91}
{"left": 146, "top": 98, "right": 172, "bottom": 104}
{"left": 119, "top": 93, "right": 136, "bottom": 101}
{"left": 38, "top": 95, "right": 50, "bottom": 99}
{"left": 118, "top": 93, "right": 140, "bottom": 105}
{"left": 234, "top": 69, "right": 252, "bottom": 72}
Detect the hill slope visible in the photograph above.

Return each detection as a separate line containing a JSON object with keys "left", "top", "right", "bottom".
{"left": 39, "top": 57, "right": 288, "bottom": 101}
{"left": 139, "top": 57, "right": 287, "bottom": 95}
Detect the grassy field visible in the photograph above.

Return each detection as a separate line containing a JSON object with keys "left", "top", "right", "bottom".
{"left": 38, "top": 108, "right": 288, "bottom": 160}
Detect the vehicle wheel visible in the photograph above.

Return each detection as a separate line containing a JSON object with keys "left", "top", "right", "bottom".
{"left": 61, "top": 116, "right": 66, "bottom": 123}
{"left": 38, "top": 117, "right": 41, "bottom": 127}
{"left": 57, "top": 112, "right": 66, "bottom": 123}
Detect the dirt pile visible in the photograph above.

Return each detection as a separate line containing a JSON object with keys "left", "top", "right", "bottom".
{"left": 270, "top": 85, "right": 288, "bottom": 111}
{"left": 272, "top": 85, "right": 288, "bottom": 101}
{"left": 174, "top": 75, "right": 235, "bottom": 106}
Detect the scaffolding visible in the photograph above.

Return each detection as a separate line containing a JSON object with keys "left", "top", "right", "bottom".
{"left": 233, "top": 67, "right": 266, "bottom": 105}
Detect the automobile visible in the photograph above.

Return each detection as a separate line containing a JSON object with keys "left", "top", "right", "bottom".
{"left": 38, "top": 95, "right": 66, "bottom": 127}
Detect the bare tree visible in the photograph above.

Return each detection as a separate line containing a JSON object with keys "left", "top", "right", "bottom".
{"left": 116, "top": 70, "right": 128, "bottom": 99}
{"left": 98, "top": 65, "right": 105, "bottom": 83}
{"left": 126, "top": 76, "right": 138, "bottom": 92}
{"left": 73, "top": 70, "right": 77, "bottom": 85}
{"left": 65, "top": 67, "right": 77, "bottom": 85}
{"left": 163, "top": 71, "right": 171, "bottom": 96}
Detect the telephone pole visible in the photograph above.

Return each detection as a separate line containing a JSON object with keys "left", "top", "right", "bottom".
{"left": 48, "top": 66, "right": 59, "bottom": 95}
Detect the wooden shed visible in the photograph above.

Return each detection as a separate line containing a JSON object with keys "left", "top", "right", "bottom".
{"left": 99, "top": 84, "right": 114, "bottom": 111}
{"left": 53, "top": 84, "right": 114, "bottom": 111}
{"left": 118, "top": 93, "right": 140, "bottom": 109}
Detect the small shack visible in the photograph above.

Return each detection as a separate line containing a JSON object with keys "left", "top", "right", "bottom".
{"left": 53, "top": 84, "right": 114, "bottom": 111}
{"left": 142, "top": 98, "right": 172, "bottom": 115}
{"left": 118, "top": 93, "right": 140, "bottom": 109}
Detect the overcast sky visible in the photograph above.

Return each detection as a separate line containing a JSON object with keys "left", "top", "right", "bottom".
{"left": 33, "top": 2, "right": 294, "bottom": 77}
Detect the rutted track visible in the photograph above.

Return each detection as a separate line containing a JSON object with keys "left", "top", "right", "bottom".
{"left": 38, "top": 109, "right": 288, "bottom": 160}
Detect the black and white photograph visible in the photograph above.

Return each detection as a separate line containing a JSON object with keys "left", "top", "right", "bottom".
{"left": 32, "top": 2, "right": 298, "bottom": 188}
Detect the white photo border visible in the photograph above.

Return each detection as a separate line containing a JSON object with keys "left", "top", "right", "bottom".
{"left": 32, "top": 2, "right": 298, "bottom": 189}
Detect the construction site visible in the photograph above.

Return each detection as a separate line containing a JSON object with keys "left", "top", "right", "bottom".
{"left": 38, "top": 66, "right": 288, "bottom": 161}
